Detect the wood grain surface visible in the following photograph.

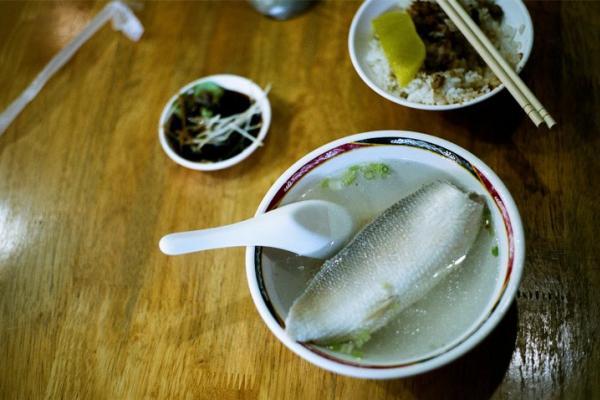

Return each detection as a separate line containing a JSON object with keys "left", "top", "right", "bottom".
{"left": 0, "top": 1, "right": 598, "bottom": 399}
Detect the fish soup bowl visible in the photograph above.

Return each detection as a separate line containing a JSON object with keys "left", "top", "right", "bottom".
{"left": 348, "top": 0, "right": 534, "bottom": 110}
{"left": 246, "top": 131, "right": 525, "bottom": 379}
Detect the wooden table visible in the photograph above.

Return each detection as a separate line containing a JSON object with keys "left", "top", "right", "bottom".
{"left": 0, "top": 1, "right": 598, "bottom": 398}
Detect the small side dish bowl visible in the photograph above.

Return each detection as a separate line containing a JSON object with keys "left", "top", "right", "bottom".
{"left": 158, "top": 74, "right": 271, "bottom": 171}
{"left": 348, "top": 0, "right": 534, "bottom": 110}
{"left": 246, "top": 131, "right": 525, "bottom": 379}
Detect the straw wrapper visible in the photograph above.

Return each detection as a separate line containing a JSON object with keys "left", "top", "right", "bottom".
{"left": 0, "top": 1, "right": 143, "bottom": 136}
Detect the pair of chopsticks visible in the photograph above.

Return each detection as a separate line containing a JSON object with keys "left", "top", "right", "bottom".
{"left": 436, "top": 0, "right": 555, "bottom": 128}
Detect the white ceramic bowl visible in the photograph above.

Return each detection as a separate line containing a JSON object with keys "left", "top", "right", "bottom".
{"left": 246, "top": 131, "right": 525, "bottom": 379}
{"left": 348, "top": 0, "right": 534, "bottom": 110}
{"left": 158, "top": 74, "right": 271, "bottom": 171}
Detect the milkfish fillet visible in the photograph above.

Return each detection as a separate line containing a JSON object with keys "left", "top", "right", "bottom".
{"left": 285, "top": 181, "right": 484, "bottom": 344}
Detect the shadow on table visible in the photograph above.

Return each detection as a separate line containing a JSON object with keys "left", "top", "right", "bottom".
{"left": 442, "top": 89, "right": 526, "bottom": 144}
{"left": 381, "top": 302, "right": 518, "bottom": 400}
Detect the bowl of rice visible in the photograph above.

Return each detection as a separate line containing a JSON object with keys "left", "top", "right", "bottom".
{"left": 348, "top": 0, "right": 534, "bottom": 110}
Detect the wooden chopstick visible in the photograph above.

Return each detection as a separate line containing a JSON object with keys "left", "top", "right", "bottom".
{"left": 436, "top": 0, "right": 556, "bottom": 128}
{"left": 445, "top": 0, "right": 556, "bottom": 128}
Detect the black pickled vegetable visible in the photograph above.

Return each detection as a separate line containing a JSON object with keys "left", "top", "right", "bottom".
{"left": 164, "top": 81, "right": 263, "bottom": 163}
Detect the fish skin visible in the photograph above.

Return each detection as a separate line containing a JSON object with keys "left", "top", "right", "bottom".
{"left": 285, "top": 181, "right": 484, "bottom": 344}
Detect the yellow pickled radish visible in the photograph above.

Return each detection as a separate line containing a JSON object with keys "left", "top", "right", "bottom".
{"left": 372, "top": 10, "right": 426, "bottom": 87}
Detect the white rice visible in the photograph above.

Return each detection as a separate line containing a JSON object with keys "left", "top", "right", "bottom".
{"left": 366, "top": 0, "right": 523, "bottom": 105}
